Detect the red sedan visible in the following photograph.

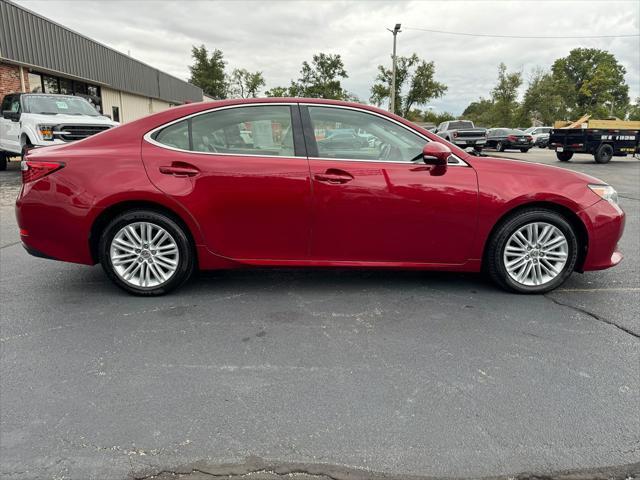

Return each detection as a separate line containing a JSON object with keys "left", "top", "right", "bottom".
{"left": 15, "top": 98, "right": 624, "bottom": 295}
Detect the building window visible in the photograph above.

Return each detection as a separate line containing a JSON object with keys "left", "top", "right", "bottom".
{"left": 43, "top": 75, "right": 59, "bottom": 94}
{"left": 59, "top": 78, "right": 73, "bottom": 95}
{"left": 112, "top": 106, "right": 120, "bottom": 122}
{"left": 28, "top": 72, "right": 43, "bottom": 93}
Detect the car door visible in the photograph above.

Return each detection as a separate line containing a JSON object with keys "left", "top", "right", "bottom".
{"left": 302, "top": 105, "right": 478, "bottom": 265}
{"left": 142, "top": 103, "right": 312, "bottom": 260}
{"left": 0, "top": 94, "right": 20, "bottom": 152}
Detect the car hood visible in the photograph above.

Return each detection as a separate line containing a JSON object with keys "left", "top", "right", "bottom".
{"left": 467, "top": 155, "right": 607, "bottom": 185}
{"left": 25, "top": 113, "right": 118, "bottom": 126}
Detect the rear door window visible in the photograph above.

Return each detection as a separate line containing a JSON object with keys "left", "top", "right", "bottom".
{"left": 191, "top": 105, "right": 296, "bottom": 157}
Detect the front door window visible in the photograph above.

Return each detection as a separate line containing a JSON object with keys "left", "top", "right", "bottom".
{"left": 307, "top": 106, "right": 426, "bottom": 162}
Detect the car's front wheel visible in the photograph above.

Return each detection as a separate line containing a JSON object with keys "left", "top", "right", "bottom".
{"left": 486, "top": 209, "right": 578, "bottom": 293}
{"left": 99, "top": 210, "right": 194, "bottom": 295}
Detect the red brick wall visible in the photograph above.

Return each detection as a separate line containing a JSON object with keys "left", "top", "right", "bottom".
{"left": 0, "top": 62, "right": 29, "bottom": 99}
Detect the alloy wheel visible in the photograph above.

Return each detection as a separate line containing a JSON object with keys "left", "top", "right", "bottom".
{"left": 109, "top": 222, "right": 179, "bottom": 288}
{"left": 503, "top": 222, "right": 568, "bottom": 286}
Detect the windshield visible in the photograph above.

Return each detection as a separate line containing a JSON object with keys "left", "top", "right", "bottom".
{"left": 23, "top": 95, "right": 100, "bottom": 116}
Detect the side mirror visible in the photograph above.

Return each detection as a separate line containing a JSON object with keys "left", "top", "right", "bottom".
{"left": 2, "top": 110, "right": 20, "bottom": 122}
{"left": 422, "top": 142, "right": 451, "bottom": 166}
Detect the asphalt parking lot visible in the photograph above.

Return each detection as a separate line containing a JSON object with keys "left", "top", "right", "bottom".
{"left": 1, "top": 149, "right": 639, "bottom": 480}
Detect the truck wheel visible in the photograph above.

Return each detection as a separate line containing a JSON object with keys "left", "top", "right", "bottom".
{"left": 473, "top": 146, "right": 483, "bottom": 153}
{"left": 595, "top": 144, "right": 613, "bottom": 164}
{"left": 0, "top": 152, "right": 7, "bottom": 171}
{"left": 496, "top": 141, "right": 505, "bottom": 152}
{"left": 556, "top": 151, "right": 573, "bottom": 162}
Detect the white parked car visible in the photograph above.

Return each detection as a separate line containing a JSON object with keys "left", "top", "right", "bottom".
{"left": 0, "top": 93, "right": 118, "bottom": 170}
{"left": 524, "top": 126, "right": 552, "bottom": 148}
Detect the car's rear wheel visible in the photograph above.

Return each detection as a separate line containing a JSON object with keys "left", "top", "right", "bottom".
{"left": 556, "top": 151, "right": 573, "bottom": 162}
{"left": 99, "top": 210, "right": 194, "bottom": 295}
{"left": 496, "top": 141, "right": 505, "bottom": 152}
{"left": 486, "top": 209, "right": 578, "bottom": 293}
{"left": 520, "top": 148, "right": 530, "bottom": 153}
{"left": 595, "top": 143, "right": 613, "bottom": 164}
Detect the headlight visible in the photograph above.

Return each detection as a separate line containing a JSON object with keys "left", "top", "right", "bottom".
{"left": 588, "top": 184, "right": 618, "bottom": 205}
{"left": 38, "top": 125, "right": 54, "bottom": 140}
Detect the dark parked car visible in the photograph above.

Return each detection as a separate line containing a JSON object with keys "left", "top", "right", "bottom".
{"left": 486, "top": 128, "right": 534, "bottom": 152}
{"left": 317, "top": 129, "right": 369, "bottom": 151}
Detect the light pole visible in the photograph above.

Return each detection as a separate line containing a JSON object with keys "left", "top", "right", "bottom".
{"left": 387, "top": 23, "right": 401, "bottom": 115}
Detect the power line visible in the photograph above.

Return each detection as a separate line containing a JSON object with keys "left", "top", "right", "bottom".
{"left": 403, "top": 26, "right": 640, "bottom": 39}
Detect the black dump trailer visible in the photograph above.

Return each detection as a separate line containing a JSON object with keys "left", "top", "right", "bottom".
{"left": 548, "top": 128, "right": 639, "bottom": 164}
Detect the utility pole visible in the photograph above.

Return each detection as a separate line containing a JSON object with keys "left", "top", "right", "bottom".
{"left": 387, "top": 23, "right": 401, "bottom": 115}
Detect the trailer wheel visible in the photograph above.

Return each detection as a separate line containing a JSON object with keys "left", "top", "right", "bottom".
{"left": 556, "top": 151, "right": 573, "bottom": 162}
{"left": 595, "top": 144, "right": 613, "bottom": 164}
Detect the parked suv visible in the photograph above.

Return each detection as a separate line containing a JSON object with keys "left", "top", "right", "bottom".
{"left": 435, "top": 120, "right": 487, "bottom": 152}
{"left": 0, "top": 93, "right": 118, "bottom": 170}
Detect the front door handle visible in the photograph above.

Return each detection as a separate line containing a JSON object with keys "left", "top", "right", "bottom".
{"left": 159, "top": 164, "right": 199, "bottom": 177}
{"left": 313, "top": 169, "right": 354, "bottom": 184}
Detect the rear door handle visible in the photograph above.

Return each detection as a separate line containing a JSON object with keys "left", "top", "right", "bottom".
{"left": 313, "top": 169, "right": 354, "bottom": 184}
{"left": 159, "top": 165, "right": 199, "bottom": 177}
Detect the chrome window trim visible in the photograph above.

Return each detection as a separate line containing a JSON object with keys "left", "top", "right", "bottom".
{"left": 143, "top": 101, "right": 469, "bottom": 166}
{"left": 143, "top": 102, "right": 304, "bottom": 159}
{"left": 302, "top": 103, "right": 469, "bottom": 167}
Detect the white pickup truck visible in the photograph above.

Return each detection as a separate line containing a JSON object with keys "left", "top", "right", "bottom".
{"left": 0, "top": 93, "right": 118, "bottom": 170}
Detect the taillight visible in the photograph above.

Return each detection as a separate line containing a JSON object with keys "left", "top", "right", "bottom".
{"left": 526, "top": 136, "right": 533, "bottom": 141}
{"left": 21, "top": 160, "right": 65, "bottom": 184}
{"left": 507, "top": 135, "right": 516, "bottom": 141}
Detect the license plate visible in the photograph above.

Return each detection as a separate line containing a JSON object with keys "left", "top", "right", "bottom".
{"left": 557, "top": 147, "right": 564, "bottom": 152}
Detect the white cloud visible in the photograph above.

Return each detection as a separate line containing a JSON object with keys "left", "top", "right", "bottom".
{"left": 16, "top": 0, "right": 640, "bottom": 114}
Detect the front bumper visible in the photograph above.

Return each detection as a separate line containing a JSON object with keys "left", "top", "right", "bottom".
{"left": 578, "top": 199, "right": 625, "bottom": 271}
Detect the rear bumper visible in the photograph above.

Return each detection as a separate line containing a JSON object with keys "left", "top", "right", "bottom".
{"left": 453, "top": 139, "right": 486, "bottom": 147}
{"left": 578, "top": 199, "right": 625, "bottom": 271}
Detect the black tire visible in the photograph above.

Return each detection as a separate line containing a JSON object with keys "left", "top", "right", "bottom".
{"left": 556, "top": 151, "right": 573, "bottom": 162}
{"left": 496, "top": 141, "right": 505, "bottom": 152}
{"left": 595, "top": 143, "right": 613, "bottom": 164}
{"left": 0, "top": 152, "right": 7, "bottom": 171}
{"left": 520, "top": 148, "right": 530, "bottom": 153}
{"left": 486, "top": 208, "right": 578, "bottom": 294}
{"left": 473, "top": 146, "right": 483, "bottom": 153}
{"left": 99, "top": 210, "right": 195, "bottom": 296}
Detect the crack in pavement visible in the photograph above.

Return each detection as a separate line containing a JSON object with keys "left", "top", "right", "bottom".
{"left": 544, "top": 294, "right": 639, "bottom": 339}
{"left": 128, "top": 457, "right": 640, "bottom": 480}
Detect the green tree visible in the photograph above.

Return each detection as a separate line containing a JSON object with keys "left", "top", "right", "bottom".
{"left": 516, "top": 68, "right": 571, "bottom": 126}
{"left": 266, "top": 53, "right": 350, "bottom": 99}
{"left": 188, "top": 45, "right": 228, "bottom": 99}
{"left": 628, "top": 98, "right": 640, "bottom": 121}
{"left": 491, "top": 63, "right": 522, "bottom": 126}
{"left": 228, "top": 68, "right": 265, "bottom": 98}
{"left": 551, "top": 48, "right": 630, "bottom": 118}
{"left": 461, "top": 98, "right": 495, "bottom": 127}
{"left": 265, "top": 86, "right": 292, "bottom": 97}
{"left": 370, "top": 53, "right": 447, "bottom": 117}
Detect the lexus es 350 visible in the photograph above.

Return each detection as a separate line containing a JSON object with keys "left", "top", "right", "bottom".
{"left": 15, "top": 99, "right": 625, "bottom": 295}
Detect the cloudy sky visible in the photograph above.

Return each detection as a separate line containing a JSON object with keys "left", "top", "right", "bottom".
{"left": 16, "top": 0, "right": 640, "bottom": 115}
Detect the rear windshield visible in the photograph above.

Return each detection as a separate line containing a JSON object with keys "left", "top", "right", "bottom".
{"left": 23, "top": 95, "right": 101, "bottom": 116}
{"left": 509, "top": 129, "right": 526, "bottom": 135}
{"left": 448, "top": 121, "right": 474, "bottom": 130}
